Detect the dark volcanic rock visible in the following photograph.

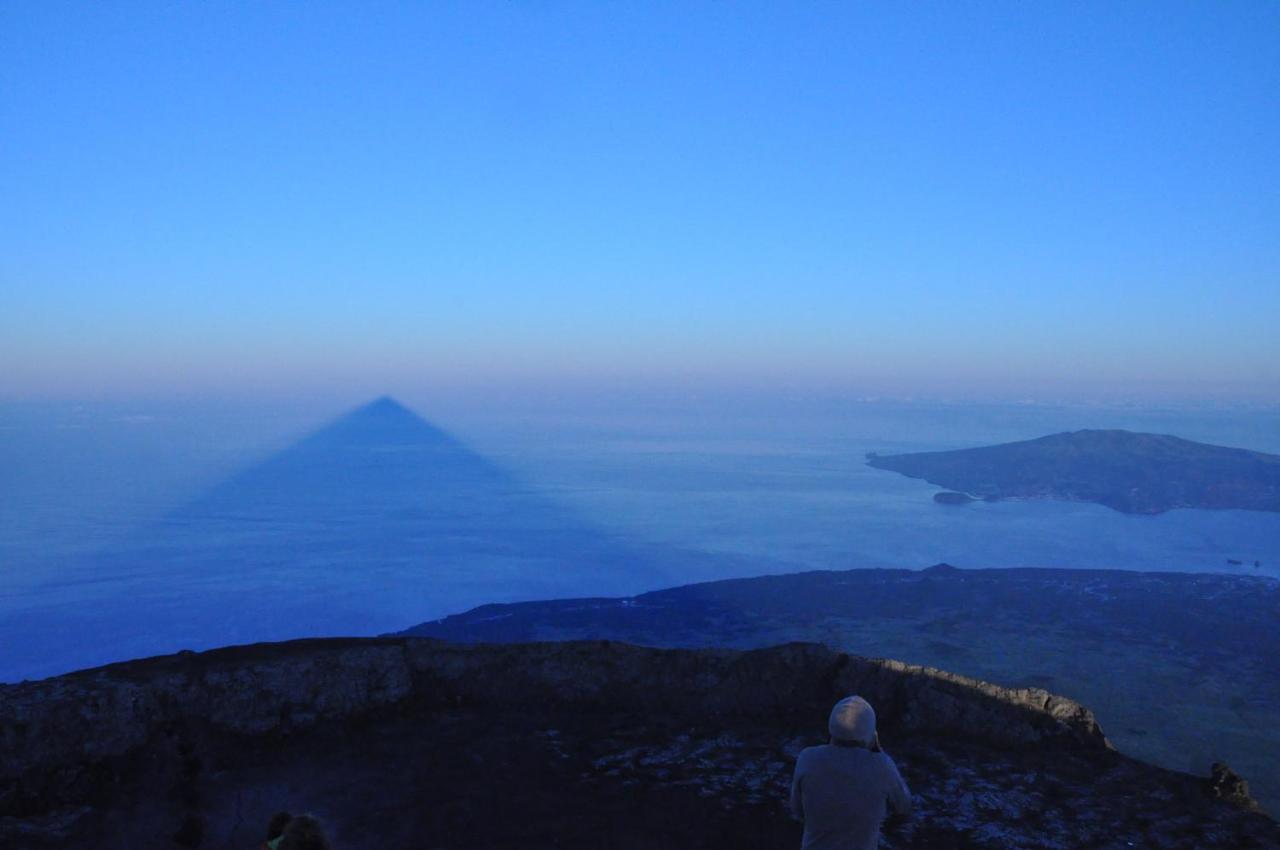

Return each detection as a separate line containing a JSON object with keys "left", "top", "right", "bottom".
{"left": 867, "top": 429, "right": 1280, "bottom": 514}
{"left": 1, "top": 639, "right": 1276, "bottom": 849}
{"left": 398, "top": 567, "right": 1280, "bottom": 814}
{"left": 1210, "top": 763, "right": 1262, "bottom": 812}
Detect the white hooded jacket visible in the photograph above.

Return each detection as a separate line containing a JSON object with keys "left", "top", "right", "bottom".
{"left": 789, "top": 697, "right": 911, "bottom": 850}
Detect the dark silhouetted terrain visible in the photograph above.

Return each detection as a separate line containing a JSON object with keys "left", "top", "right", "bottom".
{"left": 3, "top": 638, "right": 1276, "bottom": 849}
{"left": 867, "top": 430, "right": 1280, "bottom": 513}
{"left": 401, "top": 565, "right": 1280, "bottom": 812}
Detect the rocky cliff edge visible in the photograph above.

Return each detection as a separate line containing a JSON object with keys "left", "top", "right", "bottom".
{"left": 0, "top": 639, "right": 1272, "bottom": 849}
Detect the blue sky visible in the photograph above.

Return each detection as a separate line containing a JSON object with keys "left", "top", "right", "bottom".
{"left": 2, "top": 2, "right": 1278, "bottom": 404}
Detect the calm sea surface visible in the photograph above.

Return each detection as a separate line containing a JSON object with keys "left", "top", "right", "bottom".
{"left": 2, "top": 400, "right": 1278, "bottom": 681}
{"left": 482, "top": 403, "right": 1280, "bottom": 579}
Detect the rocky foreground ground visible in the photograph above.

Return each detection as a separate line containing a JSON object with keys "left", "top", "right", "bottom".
{"left": 402, "top": 565, "right": 1280, "bottom": 811}
{"left": 1, "top": 638, "right": 1276, "bottom": 849}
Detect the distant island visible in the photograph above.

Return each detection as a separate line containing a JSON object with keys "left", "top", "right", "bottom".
{"left": 866, "top": 429, "right": 1280, "bottom": 514}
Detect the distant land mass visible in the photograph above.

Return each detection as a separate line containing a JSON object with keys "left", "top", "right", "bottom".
{"left": 398, "top": 565, "right": 1280, "bottom": 813}
{"left": 866, "top": 429, "right": 1280, "bottom": 514}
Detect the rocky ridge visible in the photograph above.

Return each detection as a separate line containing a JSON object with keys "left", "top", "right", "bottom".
{"left": 397, "top": 565, "right": 1280, "bottom": 812}
{"left": 1, "top": 638, "right": 1275, "bottom": 849}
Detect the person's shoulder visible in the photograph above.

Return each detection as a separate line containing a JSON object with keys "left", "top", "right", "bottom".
{"left": 874, "top": 750, "right": 904, "bottom": 773}
{"left": 796, "top": 744, "right": 830, "bottom": 762}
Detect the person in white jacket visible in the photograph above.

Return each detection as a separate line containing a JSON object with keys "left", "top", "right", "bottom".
{"left": 790, "top": 696, "right": 912, "bottom": 850}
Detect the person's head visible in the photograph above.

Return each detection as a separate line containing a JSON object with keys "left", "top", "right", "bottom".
{"left": 828, "top": 695, "right": 876, "bottom": 747}
{"left": 266, "top": 811, "right": 293, "bottom": 842}
{"left": 278, "top": 814, "right": 332, "bottom": 850}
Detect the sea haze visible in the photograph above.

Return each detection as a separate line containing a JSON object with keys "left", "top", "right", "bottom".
{"left": 1, "top": 397, "right": 1278, "bottom": 682}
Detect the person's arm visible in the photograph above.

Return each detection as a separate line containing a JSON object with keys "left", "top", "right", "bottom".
{"left": 789, "top": 756, "right": 806, "bottom": 822}
{"left": 882, "top": 753, "right": 912, "bottom": 816}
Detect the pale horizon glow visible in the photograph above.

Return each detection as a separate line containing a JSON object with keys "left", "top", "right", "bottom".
{"left": 3, "top": 3, "right": 1278, "bottom": 405}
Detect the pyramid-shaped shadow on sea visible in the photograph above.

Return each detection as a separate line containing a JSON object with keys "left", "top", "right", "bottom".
{"left": 183, "top": 396, "right": 528, "bottom": 523}
{"left": 5, "top": 398, "right": 698, "bottom": 681}
{"left": 163, "top": 396, "right": 671, "bottom": 600}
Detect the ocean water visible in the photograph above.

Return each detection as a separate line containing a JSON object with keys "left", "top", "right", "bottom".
{"left": 471, "top": 401, "right": 1280, "bottom": 577}
{"left": 2, "top": 398, "right": 1278, "bottom": 682}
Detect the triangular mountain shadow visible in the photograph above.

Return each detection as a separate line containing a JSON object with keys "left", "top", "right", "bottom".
{"left": 181, "top": 396, "right": 519, "bottom": 519}
{"left": 4, "top": 398, "right": 756, "bottom": 681}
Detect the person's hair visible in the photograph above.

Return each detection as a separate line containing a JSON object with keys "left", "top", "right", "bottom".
{"left": 278, "top": 814, "right": 332, "bottom": 850}
{"left": 266, "top": 811, "right": 293, "bottom": 841}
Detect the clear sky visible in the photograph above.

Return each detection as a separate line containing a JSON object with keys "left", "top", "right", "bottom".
{"left": 2, "top": 2, "right": 1278, "bottom": 405}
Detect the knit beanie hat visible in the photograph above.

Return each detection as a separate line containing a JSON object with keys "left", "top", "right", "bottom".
{"left": 828, "top": 696, "right": 876, "bottom": 745}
